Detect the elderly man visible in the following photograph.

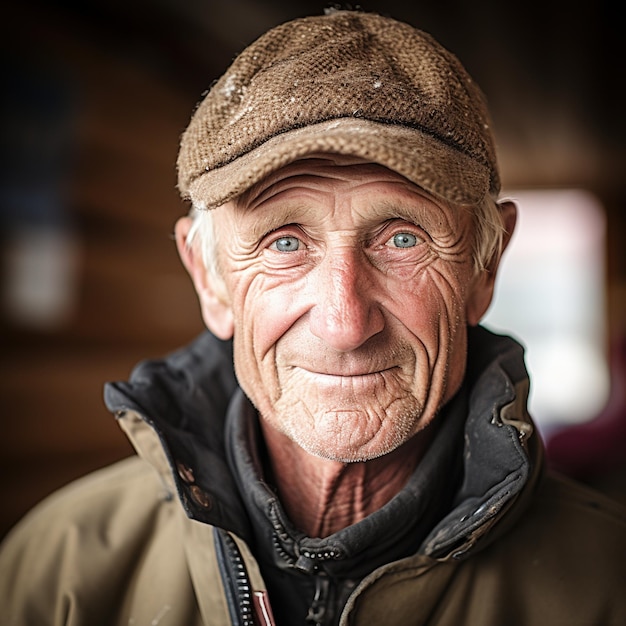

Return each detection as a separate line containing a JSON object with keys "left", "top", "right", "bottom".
{"left": 1, "top": 10, "right": 624, "bottom": 626}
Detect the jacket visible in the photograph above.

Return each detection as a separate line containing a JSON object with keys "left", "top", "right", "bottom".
{"left": 1, "top": 326, "right": 625, "bottom": 625}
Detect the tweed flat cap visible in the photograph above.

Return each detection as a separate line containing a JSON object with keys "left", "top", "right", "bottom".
{"left": 177, "top": 10, "right": 500, "bottom": 207}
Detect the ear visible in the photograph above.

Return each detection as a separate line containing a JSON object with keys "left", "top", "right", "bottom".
{"left": 175, "top": 216, "right": 234, "bottom": 340}
{"left": 466, "top": 200, "right": 517, "bottom": 326}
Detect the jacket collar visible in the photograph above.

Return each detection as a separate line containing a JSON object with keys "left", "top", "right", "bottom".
{"left": 104, "top": 326, "right": 543, "bottom": 558}
{"left": 422, "top": 325, "right": 543, "bottom": 559}
{"left": 225, "top": 384, "right": 468, "bottom": 579}
{"left": 104, "top": 333, "right": 251, "bottom": 539}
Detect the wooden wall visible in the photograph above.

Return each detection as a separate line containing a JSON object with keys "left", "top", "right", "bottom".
{"left": 0, "top": 3, "right": 206, "bottom": 538}
{"left": 1, "top": 1, "right": 624, "bottom": 540}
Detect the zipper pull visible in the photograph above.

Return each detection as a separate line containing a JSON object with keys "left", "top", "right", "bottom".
{"left": 305, "top": 575, "right": 330, "bottom": 626}
{"left": 253, "top": 591, "right": 277, "bottom": 626}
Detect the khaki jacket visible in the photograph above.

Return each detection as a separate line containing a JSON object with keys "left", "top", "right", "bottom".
{"left": 1, "top": 329, "right": 625, "bottom": 625}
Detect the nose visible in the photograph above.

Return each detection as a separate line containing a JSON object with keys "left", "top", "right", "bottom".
{"left": 308, "top": 250, "right": 384, "bottom": 352}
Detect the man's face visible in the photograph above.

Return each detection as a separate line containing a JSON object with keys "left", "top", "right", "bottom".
{"left": 207, "top": 159, "right": 481, "bottom": 462}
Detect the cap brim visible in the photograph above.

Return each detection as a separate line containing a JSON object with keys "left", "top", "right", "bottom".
{"left": 184, "top": 118, "right": 490, "bottom": 208}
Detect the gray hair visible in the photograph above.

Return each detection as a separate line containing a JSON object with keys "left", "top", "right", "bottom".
{"left": 470, "top": 194, "right": 507, "bottom": 273}
{"left": 185, "top": 203, "right": 222, "bottom": 282}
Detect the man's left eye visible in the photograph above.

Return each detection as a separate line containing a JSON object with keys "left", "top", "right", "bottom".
{"left": 387, "top": 232, "right": 420, "bottom": 248}
{"left": 270, "top": 236, "right": 301, "bottom": 252}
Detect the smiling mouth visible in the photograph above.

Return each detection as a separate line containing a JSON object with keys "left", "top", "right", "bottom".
{"left": 295, "top": 366, "right": 397, "bottom": 380}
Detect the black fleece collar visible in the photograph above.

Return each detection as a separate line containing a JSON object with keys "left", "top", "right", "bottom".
{"left": 104, "top": 326, "right": 539, "bottom": 561}
{"left": 225, "top": 385, "right": 468, "bottom": 580}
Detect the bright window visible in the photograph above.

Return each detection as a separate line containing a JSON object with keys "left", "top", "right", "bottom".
{"left": 482, "top": 189, "right": 610, "bottom": 436}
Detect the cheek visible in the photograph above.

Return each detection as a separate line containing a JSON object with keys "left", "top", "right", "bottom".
{"left": 230, "top": 274, "right": 309, "bottom": 406}
{"left": 385, "top": 264, "right": 471, "bottom": 392}
{"left": 387, "top": 265, "right": 468, "bottom": 337}
{"left": 235, "top": 278, "right": 306, "bottom": 356}
{"left": 421, "top": 264, "right": 472, "bottom": 388}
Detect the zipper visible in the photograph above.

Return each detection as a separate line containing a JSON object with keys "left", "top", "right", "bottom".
{"left": 214, "top": 527, "right": 276, "bottom": 626}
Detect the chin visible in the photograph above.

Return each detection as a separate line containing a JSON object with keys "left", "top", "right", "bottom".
{"left": 292, "top": 426, "right": 417, "bottom": 464}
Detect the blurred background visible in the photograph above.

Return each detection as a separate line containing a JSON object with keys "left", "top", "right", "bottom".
{"left": 1, "top": 0, "right": 624, "bottom": 540}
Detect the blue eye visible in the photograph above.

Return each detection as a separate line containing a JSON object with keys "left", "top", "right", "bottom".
{"left": 390, "top": 232, "right": 418, "bottom": 248}
{"left": 272, "top": 236, "right": 301, "bottom": 252}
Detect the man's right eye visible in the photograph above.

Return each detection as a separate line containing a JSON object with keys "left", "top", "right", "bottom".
{"left": 270, "top": 236, "right": 301, "bottom": 252}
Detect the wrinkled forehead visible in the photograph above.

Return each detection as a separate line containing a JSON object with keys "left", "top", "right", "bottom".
{"left": 232, "top": 154, "right": 452, "bottom": 213}
{"left": 207, "top": 155, "right": 475, "bottom": 247}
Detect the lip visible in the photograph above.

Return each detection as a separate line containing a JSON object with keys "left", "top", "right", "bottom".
{"left": 293, "top": 365, "right": 396, "bottom": 379}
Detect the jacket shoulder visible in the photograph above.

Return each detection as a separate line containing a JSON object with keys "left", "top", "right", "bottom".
{"left": 463, "top": 471, "right": 626, "bottom": 624}
{"left": 532, "top": 470, "right": 626, "bottom": 537}
{"left": 349, "top": 473, "right": 626, "bottom": 626}
{"left": 0, "top": 456, "right": 179, "bottom": 625}
{"left": 2, "top": 455, "right": 166, "bottom": 545}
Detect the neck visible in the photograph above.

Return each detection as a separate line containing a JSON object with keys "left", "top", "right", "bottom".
{"left": 260, "top": 424, "right": 434, "bottom": 537}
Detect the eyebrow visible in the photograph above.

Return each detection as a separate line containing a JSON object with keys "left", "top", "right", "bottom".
{"left": 367, "top": 199, "right": 453, "bottom": 235}
{"left": 234, "top": 202, "right": 320, "bottom": 242}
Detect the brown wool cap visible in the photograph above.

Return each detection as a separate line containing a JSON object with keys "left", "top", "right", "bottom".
{"left": 177, "top": 10, "right": 500, "bottom": 208}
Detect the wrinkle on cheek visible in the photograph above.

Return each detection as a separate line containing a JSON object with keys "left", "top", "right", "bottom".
{"left": 390, "top": 265, "right": 460, "bottom": 382}
{"left": 420, "top": 264, "right": 469, "bottom": 400}
{"left": 240, "top": 284, "right": 309, "bottom": 407}
{"left": 429, "top": 261, "right": 463, "bottom": 293}
{"left": 231, "top": 271, "right": 273, "bottom": 395}
{"left": 375, "top": 252, "right": 437, "bottom": 285}
{"left": 371, "top": 371, "right": 420, "bottom": 418}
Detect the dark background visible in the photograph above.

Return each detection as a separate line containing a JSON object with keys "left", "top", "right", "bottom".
{"left": 1, "top": 0, "right": 624, "bottom": 539}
